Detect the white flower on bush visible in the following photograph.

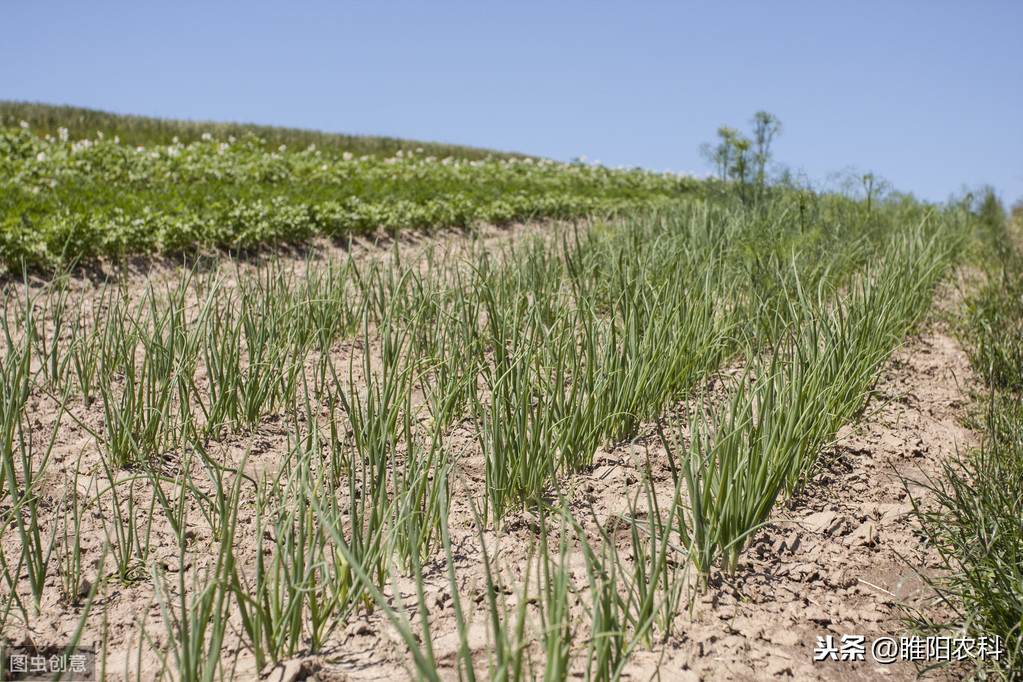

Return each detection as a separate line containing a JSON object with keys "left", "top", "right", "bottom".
{"left": 57, "top": 127, "right": 69, "bottom": 142}
{"left": 342, "top": 151, "right": 353, "bottom": 161}
{"left": 36, "top": 152, "right": 46, "bottom": 162}
{"left": 19, "top": 120, "right": 29, "bottom": 129}
{"left": 201, "top": 132, "right": 213, "bottom": 141}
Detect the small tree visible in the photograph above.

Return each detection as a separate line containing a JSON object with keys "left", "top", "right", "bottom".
{"left": 862, "top": 173, "right": 875, "bottom": 215}
{"left": 700, "top": 112, "right": 782, "bottom": 204}
{"left": 750, "top": 111, "right": 782, "bottom": 191}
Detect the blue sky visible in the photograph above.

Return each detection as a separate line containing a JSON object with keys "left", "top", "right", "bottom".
{"left": 3, "top": 1, "right": 1021, "bottom": 205}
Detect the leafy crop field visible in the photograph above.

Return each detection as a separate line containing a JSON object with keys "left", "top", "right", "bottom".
{"left": 0, "top": 109, "right": 693, "bottom": 271}
{"left": 1, "top": 107, "right": 1016, "bottom": 681}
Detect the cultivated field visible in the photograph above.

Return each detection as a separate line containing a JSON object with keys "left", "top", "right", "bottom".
{"left": 1, "top": 109, "right": 1019, "bottom": 681}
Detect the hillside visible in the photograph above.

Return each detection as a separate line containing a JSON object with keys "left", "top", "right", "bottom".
{"left": 0, "top": 101, "right": 530, "bottom": 162}
{"left": 0, "top": 103, "right": 697, "bottom": 270}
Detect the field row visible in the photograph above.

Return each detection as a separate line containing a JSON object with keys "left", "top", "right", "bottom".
{"left": 0, "top": 195, "right": 970, "bottom": 678}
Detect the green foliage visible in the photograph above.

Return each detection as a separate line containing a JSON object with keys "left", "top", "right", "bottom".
{"left": 975, "top": 187, "right": 1012, "bottom": 262}
{"left": 964, "top": 267, "right": 1023, "bottom": 393}
{"left": 0, "top": 120, "right": 697, "bottom": 271}
{"left": 960, "top": 189, "right": 1021, "bottom": 393}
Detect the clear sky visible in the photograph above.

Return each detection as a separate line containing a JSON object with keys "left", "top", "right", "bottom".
{"left": 3, "top": 1, "right": 1021, "bottom": 205}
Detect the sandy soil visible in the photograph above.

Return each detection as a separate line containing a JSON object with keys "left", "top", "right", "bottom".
{"left": 0, "top": 225, "right": 980, "bottom": 681}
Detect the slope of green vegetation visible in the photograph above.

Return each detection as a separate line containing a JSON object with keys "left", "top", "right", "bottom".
{"left": 0, "top": 101, "right": 529, "bottom": 160}
{"left": 0, "top": 105, "right": 699, "bottom": 270}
